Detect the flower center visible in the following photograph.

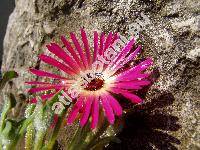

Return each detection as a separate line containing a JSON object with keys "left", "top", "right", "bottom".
{"left": 84, "top": 78, "right": 104, "bottom": 91}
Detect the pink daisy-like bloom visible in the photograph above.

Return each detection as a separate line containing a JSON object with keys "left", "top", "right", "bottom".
{"left": 26, "top": 29, "right": 153, "bottom": 129}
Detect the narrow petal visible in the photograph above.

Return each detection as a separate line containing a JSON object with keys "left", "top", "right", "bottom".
{"left": 133, "top": 58, "right": 153, "bottom": 72}
{"left": 111, "top": 32, "right": 119, "bottom": 44}
{"left": 115, "top": 58, "right": 153, "bottom": 79}
{"left": 116, "top": 73, "right": 150, "bottom": 82}
{"left": 30, "top": 98, "right": 37, "bottom": 103}
{"left": 116, "top": 37, "right": 135, "bottom": 61}
{"left": 81, "top": 28, "right": 91, "bottom": 67}
{"left": 99, "top": 32, "right": 105, "bottom": 55}
{"left": 50, "top": 114, "right": 59, "bottom": 128}
{"left": 110, "top": 88, "right": 143, "bottom": 103}
{"left": 109, "top": 87, "right": 127, "bottom": 94}
{"left": 30, "top": 92, "right": 56, "bottom": 103}
{"left": 29, "top": 68, "right": 66, "bottom": 79}
{"left": 106, "top": 93, "right": 122, "bottom": 116}
{"left": 101, "top": 95, "right": 115, "bottom": 124}
{"left": 41, "top": 92, "right": 56, "bottom": 101}
{"left": 111, "top": 37, "right": 135, "bottom": 71}
{"left": 110, "top": 82, "right": 142, "bottom": 90}
{"left": 39, "top": 54, "right": 75, "bottom": 75}
{"left": 67, "top": 97, "right": 84, "bottom": 124}
{"left": 61, "top": 35, "right": 84, "bottom": 69}
{"left": 101, "top": 32, "right": 117, "bottom": 70}
{"left": 91, "top": 96, "right": 99, "bottom": 129}
{"left": 70, "top": 32, "right": 88, "bottom": 68}
{"left": 80, "top": 96, "right": 93, "bottom": 127}
{"left": 123, "top": 45, "right": 142, "bottom": 65}
{"left": 104, "top": 32, "right": 113, "bottom": 51}
{"left": 114, "top": 80, "right": 151, "bottom": 86}
{"left": 28, "top": 85, "right": 64, "bottom": 93}
{"left": 46, "top": 43, "right": 80, "bottom": 73}
{"left": 25, "top": 81, "right": 52, "bottom": 85}
{"left": 93, "top": 31, "right": 99, "bottom": 62}
{"left": 104, "top": 37, "right": 135, "bottom": 75}
{"left": 114, "top": 45, "right": 142, "bottom": 71}
{"left": 121, "top": 92, "right": 143, "bottom": 104}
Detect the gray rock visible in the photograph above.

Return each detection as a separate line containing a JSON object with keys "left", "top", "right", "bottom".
{"left": 2, "top": 0, "right": 199, "bottom": 149}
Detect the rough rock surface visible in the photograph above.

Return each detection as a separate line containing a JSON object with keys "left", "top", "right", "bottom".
{"left": 2, "top": 0, "right": 200, "bottom": 149}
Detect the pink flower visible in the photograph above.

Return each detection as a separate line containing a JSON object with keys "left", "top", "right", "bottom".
{"left": 26, "top": 29, "right": 153, "bottom": 129}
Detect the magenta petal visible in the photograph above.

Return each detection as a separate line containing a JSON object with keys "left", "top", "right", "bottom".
{"left": 111, "top": 88, "right": 143, "bottom": 103}
{"left": 29, "top": 92, "right": 55, "bottom": 103}
{"left": 104, "top": 37, "right": 133, "bottom": 72}
{"left": 135, "top": 58, "right": 153, "bottom": 71}
{"left": 39, "top": 54, "right": 75, "bottom": 75}
{"left": 121, "top": 92, "right": 143, "bottom": 104}
{"left": 41, "top": 93, "right": 56, "bottom": 100}
{"left": 115, "top": 45, "right": 142, "bottom": 71}
{"left": 91, "top": 97, "right": 99, "bottom": 129}
{"left": 117, "top": 37, "right": 135, "bottom": 61}
{"left": 50, "top": 114, "right": 59, "bottom": 128}
{"left": 80, "top": 96, "right": 93, "bottom": 127}
{"left": 111, "top": 37, "right": 135, "bottom": 70}
{"left": 127, "top": 58, "right": 153, "bottom": 75}
{"left": 116, "top": 73, "right": 150, "bottom": 82}
{"left": 106, "top": 93, "right": 122, "bottom": 116}
{"left": 101, "top": 95, "right": 115, "bottom": 124}
{"left": 81, "top": 28, "right": 91, "bottom": 67}
{"left": 30, "top": 98, "right": 37, "bottom": 103}
{"left": 70, "top": 32, "right": 88, "bottom": 68}
{"left": 61, "top": 36, "right": 84, "bottom": 69}
{"left": 116, "top": 58, "right": 153, "bottom": 80}
{"left": 104, "top": 32, "right": 113, "bottom": 51}
{"left": 109, "top": 88, "right": 127, "bottom": 94}
{"left": 115, "top": 80, "right": 151, "bottom": 86}
{"left": 46, "top": 43, "right": 80, "bottom": 72}
{"left": 110, "top": 87, "right": 142, "bottom": 104}
{"left": 123, "top": 45, "right": 142, "bottom": 64}
{"left": 67, "top": 97, "right": 84, "bottom": 124}
{"left": 28, "top": 85, "right": 64, "bottom": 93}
{"left": 25, "top": 81, "right": 52, "bottom": 85}
{"left": 93, "top": 31, "right": 99, "bottom": 62}
{"left": 112, "top": 32, "right": 119, "bottom": 44}
{"left": 111, "top": 82, "right": 142, "bottom": 90}
{"left": 131, "top": 80, "right": 151, "bottom": 86}
{"left": 29, "top": 68, "right": 66, "bottom": 79}
{"left": 99, "top": 32, "right": 105, "bottom": 55}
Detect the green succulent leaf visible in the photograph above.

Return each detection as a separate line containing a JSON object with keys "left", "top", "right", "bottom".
{"left": 6, "top": 118, "right": 26, "bottom": 128}
{"left": 0, "top": 92, "right": 18, "bottom": 134}
{"left": 1, "top": 121, "right": 16, "bottom": 140}
{"left": 0, "top": 99, "right": 11, "bottom": 132}
{"left": 42, "top": 90, "right": 71, "bottom": 150}
{"left": 2, "top": 121, "right": 12, "bottom": 137}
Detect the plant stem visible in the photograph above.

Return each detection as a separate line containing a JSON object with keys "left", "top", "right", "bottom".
{"left": 8, "top": 114, "right": 35, "bottom": 149}
{"left": 44, "top": 115, "right": 65, "bottom": 150}
{"left": 67, "top": 126, "right": 84, "bottom": 150}
{"left": 25, "top": 123, "right": 34, "bottom": 150}
{"left": 34, "top": 130, "right": 46, "bottom": 150}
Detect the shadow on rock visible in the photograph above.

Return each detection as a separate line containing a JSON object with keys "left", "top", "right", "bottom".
{"left": 106, "top": 92, "right": 181, "bottom": 150}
